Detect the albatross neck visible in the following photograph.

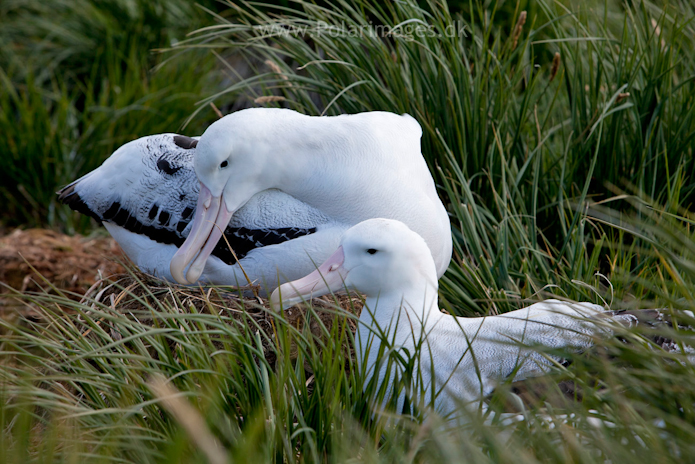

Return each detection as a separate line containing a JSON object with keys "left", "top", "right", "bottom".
{"left": 362, "top": 280, "right": 442, "bottom": 335}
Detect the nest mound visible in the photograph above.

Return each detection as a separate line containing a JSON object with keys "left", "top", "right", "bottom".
{"left": 0, "top": 228, "right": 126, "bottom": 295}
{"left": 86, "top": 272, "right": 362, "bottom": 338}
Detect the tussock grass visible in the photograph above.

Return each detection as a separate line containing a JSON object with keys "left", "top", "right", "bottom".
{"left": 1, "top": 266, "right": 695, "bottom": 462}
{"left": 0, "top": 269, "right": 361, "bottom": 462}
{"left": 0, "top": 0, "right": 224, "bottom": 229}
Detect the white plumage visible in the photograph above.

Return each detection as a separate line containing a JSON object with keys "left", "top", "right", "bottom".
{"left": 59, "top": 109, "right": 452, "bottom": 292}
{"left": 271, "top": 219, "right": 683, "bottom": 417}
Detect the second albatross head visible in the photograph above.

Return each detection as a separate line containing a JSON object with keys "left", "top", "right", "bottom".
{"left": 270, "top": 218, "right": 438, "bottom": 310}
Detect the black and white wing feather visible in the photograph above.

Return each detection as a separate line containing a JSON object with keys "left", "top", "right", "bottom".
{"left": 58, "top": 134, "right": 330, "bottom": 265}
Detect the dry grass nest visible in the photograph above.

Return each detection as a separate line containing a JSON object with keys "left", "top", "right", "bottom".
{"left": 0, "top": 228, "right": 125, "bottom": 295}
{"left": 0, "top": 228, "right": 363, "bottom": 370}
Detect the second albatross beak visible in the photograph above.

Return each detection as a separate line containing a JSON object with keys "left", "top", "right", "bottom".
{"left": 270, "top": 246, "right": 348, "bottom": 311}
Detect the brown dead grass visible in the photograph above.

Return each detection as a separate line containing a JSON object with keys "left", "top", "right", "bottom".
{"left": 0, "top": 228, "right": 126, "bottom": 295}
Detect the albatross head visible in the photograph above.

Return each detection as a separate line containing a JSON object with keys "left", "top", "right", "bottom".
{"left": 270, "top": 218, "right": 438, "bottom": 310}
{"left": 170, "top": 115, "right": 267, "bottom": 284}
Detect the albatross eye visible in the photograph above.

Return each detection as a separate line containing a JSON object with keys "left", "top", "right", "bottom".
{"left": 220, "top": 160, "right": 229, "bottom": 168}
{"left": 367, "top": 248, "right": 378, "bottom": 255}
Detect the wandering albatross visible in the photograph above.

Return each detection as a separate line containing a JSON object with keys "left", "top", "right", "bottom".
{"left": 270, "top": 218, "right": 692, "bottom": 417}
{"left": 59, "top": 108, "right": 452, "bottom": 291}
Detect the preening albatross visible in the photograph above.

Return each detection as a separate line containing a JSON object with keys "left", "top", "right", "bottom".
{"left": 58, "top": 133, "right": 333, "bottom": 287}
{"left": 271, "top": 219, "right": 690, "bottom": 416}
{"left": 59, "top": 108, "right": 452, "bottom": 291}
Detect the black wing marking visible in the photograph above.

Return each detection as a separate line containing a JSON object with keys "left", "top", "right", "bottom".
{"left": 60, "top": 186, "right": 316, "bottom": 264}
{"left": 212, "top": 227, "right": 317, "bottom": 264}
{"left": 57, "top": 183, "right": 103, "bottom": 223}
{"left": 157, "top": 157, "right": 183, "bottom": 175}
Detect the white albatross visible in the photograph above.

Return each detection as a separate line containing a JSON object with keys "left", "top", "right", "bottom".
{"left": 59, "top": 133, "right": 337, "bottom": 289}
{"left": 59, "top": 108, "right": 451, "bottom": 292}
{"left": 270, "top": 219, "right": 690, "bottom": 416}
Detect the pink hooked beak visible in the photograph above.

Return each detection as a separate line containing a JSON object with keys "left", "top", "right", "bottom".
{"left": 270, "top": 246, "right": 348, "bottom": 311}
{"left": 170, "top": 183, "right": 235, "bottom": 284}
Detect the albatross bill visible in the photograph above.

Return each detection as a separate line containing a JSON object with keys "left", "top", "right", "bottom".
{"left": 270, "top": 245, "right": 347, "bottom": 310}
{"left": 170, "top": 184, "right": 235, "bottom": 284}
